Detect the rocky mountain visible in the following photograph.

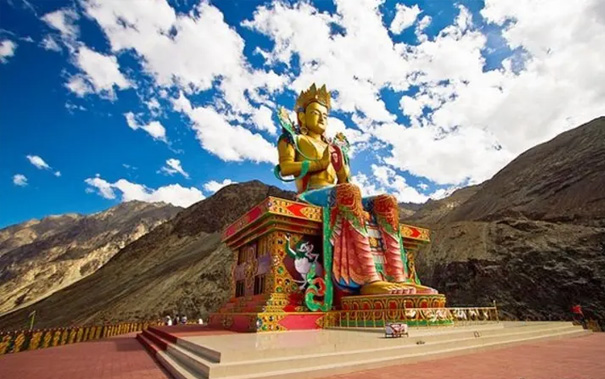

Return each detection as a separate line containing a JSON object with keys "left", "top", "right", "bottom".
{"left": 398, "top": 202, "right": 424, "bottom": 218}
{"left": 403, "top": 184, "right": 483, "bottom": 225}
{"left": 0, "top": 181, "right": 294, "bottom": 330}
{"left": 0, "top": 201, "right": 181, "bottom": 316}
{"left": 406, "top": 117, "right": 605, "bottom": 324}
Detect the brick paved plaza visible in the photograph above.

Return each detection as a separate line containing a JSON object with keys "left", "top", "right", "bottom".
{"left": 0, "top": 331, "right": 603, "bottom": 378}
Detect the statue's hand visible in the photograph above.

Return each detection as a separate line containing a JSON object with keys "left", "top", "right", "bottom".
{"left": 319, "top": 146, "right": 331, "bottom": 169}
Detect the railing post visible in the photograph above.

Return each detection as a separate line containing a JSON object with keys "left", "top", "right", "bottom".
{"left": 493, "top": 300, "right": 500, "bottom": 322}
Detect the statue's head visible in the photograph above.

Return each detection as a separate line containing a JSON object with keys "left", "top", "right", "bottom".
{"left": 295, "top": 83, "right": 331, "bottom": 136}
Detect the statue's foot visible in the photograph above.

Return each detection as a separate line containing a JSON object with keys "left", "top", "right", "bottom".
{"left": 360, "top": 281, "right": 417, "bottom": 295}
{"left": 394, "top": 282, "right": 438, "bottom": 295}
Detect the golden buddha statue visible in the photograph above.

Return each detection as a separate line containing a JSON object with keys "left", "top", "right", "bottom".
{"left": 276, "top": 84, "right": 436, "bottom": 296}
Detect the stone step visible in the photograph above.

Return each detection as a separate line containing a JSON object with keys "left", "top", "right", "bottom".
{"left": 204, "top": 322, "right": 569, "bottom": 363}
{"left": 138, "top": 322, "right": 590, "bottom": 379}
{"left": 142, "top": 329, "right": 217, "bottom": 377}
{"left": 221, "top": 328, "right": 590, "bottom": 379}
{"left": 138, "top": 333, "right": 200, "bottom": 379}
{"left": 208, "top": 324, "right": 584, "bottom": 377}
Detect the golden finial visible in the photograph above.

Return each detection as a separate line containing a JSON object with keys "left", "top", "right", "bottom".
{"left": 295, "top": 83, "right": 331, "bottom": 111}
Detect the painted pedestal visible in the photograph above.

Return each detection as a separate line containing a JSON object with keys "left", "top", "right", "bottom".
{"left": 209, "top": 196, "right": 450, "bottom": 332}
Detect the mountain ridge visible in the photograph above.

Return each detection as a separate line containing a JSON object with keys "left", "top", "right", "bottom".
{"left": 0, "top": 201, "right": 181, "bottom": 316}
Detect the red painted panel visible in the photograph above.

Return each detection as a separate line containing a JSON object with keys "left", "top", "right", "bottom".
{"left": 278, "top": 314, "right": 324, "bottom": 330}
{"left": 286, "top": 203, "right": 307, "bottom": 217}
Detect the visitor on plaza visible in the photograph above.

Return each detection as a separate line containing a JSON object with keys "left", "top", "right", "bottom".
{"left": 572, "top": 304, "right": 586, "bottom": 329}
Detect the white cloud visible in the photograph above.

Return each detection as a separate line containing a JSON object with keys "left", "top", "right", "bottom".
{"left": 41, "top": 8, "right": 79, "bottom": 39}
{"left": 251, "top": 105, "right": 277, "bottom": 135}
{"left": 85, "top": 176, "right": 203, "bottom": 207}
{"left": 41, "top": 35, "right": 62, "bottom": 52}
{"left": 352, "top": 165, "right": 456, "bottom": 204}
{"left": 66, "top": 75, "right": 93, "bottom": 96}
{"left": 83, "top": 0, "right": 287, "bottom": 162}
{"left": 13, "top": 174, "right": 27, "bottom": 187}
{"left": 26, "top": 155, "right": 51, "bottom": 170}
{"left": 160, "top": 158, "right": 189, "bottom": 178}
{"left": 67, "top": 46, "right": 130, "bottom": 99}
{"left": 390, "top": 4, "right": 421, "bottom": 34}
{"left": 124, "top": 112, "right": 167, "bottom": 142}
{"left": 54, "top": 171, "right": 61, "bottom": 177}
{"left": 203, "top": 179, "right": 236, "bottom": 194}
{"left": 83, "top": 0, "right": 286, "bottom": 113}
{"left": 84, "top": 176, "right": 116, "bottom": 199}
{"left": 0, "top": 40, "right": 17, "bottom": 63}
{"left": 243, "top": 0, "right": 406, "bottom": 122}
{"left": 352, "top": 165, "right": 427, "bottom": 203}
{"left": 172, "top": 92, "right": 277, "bottom": 163}
{"left": 415, "top": 15, "right": 432, "bottom": 42}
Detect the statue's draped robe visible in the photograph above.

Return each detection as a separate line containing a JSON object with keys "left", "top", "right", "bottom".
{"left": 299, "top": 183, "right": 426, "bottom": 293}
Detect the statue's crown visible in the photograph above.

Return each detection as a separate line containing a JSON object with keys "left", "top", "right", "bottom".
{"left": 295, "top": 83, "right": 331, "bottom": 111}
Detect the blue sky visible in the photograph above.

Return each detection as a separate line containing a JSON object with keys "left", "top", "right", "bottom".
{"left": 1, "top": 0, "right": 603, "bottom": 228}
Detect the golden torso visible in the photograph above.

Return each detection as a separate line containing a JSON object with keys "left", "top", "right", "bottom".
{"left": 294, "top": 135, "right": 337, "bottom": 192}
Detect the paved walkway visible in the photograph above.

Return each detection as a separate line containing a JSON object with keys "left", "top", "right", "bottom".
{"left": 0, "top": 332, "right": 169, "bottom": 379}
{"left": 329, "top": 333, "right": 605, "bottom": 379}
{"left": 0, "top": 332, "right": 603, "bottom": 378}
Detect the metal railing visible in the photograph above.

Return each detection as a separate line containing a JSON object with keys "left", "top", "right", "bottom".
{"left": 322, "top": 305, "right": 499, "bottom": 328}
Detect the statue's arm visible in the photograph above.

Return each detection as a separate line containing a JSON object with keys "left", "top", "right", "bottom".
{"left": 278, "top": 139, "right": 328, "bottom": 176}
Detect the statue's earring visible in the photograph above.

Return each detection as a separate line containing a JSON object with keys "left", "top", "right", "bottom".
{"left": 301, "top": 126, "right": 309, "bottom": 135}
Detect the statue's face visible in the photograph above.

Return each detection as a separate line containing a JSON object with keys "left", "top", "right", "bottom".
{"left": 299, "top": 101, "right": 328, "bottom": 135}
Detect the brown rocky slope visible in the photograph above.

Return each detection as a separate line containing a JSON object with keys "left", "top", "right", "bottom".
{"left": 0, "top": 182, "right": 294, "bottom": 330}
{"left": 0, "top": 201, "right": 181, "bottom": 316}
{"left": 407, "top": 117, "right": 605, "bottom": 325}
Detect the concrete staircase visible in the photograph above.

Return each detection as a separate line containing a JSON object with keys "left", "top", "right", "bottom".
{"left": 137, "top": 322, "right": 589, "bottom": 379}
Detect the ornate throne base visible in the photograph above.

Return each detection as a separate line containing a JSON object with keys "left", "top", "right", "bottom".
{"left": 209, "top": 196, "right": 450, "bottom": 332}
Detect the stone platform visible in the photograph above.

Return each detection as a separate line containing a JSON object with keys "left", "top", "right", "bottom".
{"left": 136, "top": 321, "right": 589, "bottom": 378}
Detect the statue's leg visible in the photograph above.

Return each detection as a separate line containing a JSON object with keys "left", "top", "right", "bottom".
{"left": 371, "top": 194, "right": 407, "bottom": 283}
{"left": 331, "top": 183, "right": 380, "bottom": 288}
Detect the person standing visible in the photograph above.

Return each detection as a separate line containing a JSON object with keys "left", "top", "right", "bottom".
{"left": 572, "top": 304, "right": 586, "bottom": 329}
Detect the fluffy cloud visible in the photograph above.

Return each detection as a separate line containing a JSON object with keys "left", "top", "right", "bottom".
{"left": 390, "top": 4, "right": 421, "bottom": 34}
{"left": 84, "top": 176, "right": 116, "bottom": 199}
{"left": 40, "top": 35, "right": 62, "bottom": 52}
{"left": 243, "top": 0, "right": 407, "bottom": 123}
{"left": 13, "top": 174, "right": 27, "bottom": 187}
{"left": 85, "top": 176, "right": 204, "bottom": 207}
{"left": 26, "top": 155, "right": 51, "bottom": 170}
{"left": 160, "top": 158, "right": 189, "bottom": 178}
{"left": 83, "top": 0, "right": 286, "bottom": 160}
{"left": 172, "top": 93, "right": 276, "bottom": 163}
{"left": 352, "top": 164, "right": 456, "bottom": 203}
{"left": 41, "top": 7, "right": 79, "bottom": 40}
{"left": 82, "top": 0, "right": 286, "bottom": 111}
{"left": 352, "top": 164, "right": 428, "bottom": 203}
{"left": 0, "top": 40, "right": 17, "bottom": 63}
{"left": 124, "top": 112, "right": 167, "bottom": 142}
{"left": 251, "top": 105, "right": 277, "bottom": 135}
{"left": 67, "top": 47, "right": 130, "bottom": 98}
{"left": 203, "top": 179, "right": 236, "bottom": 194}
